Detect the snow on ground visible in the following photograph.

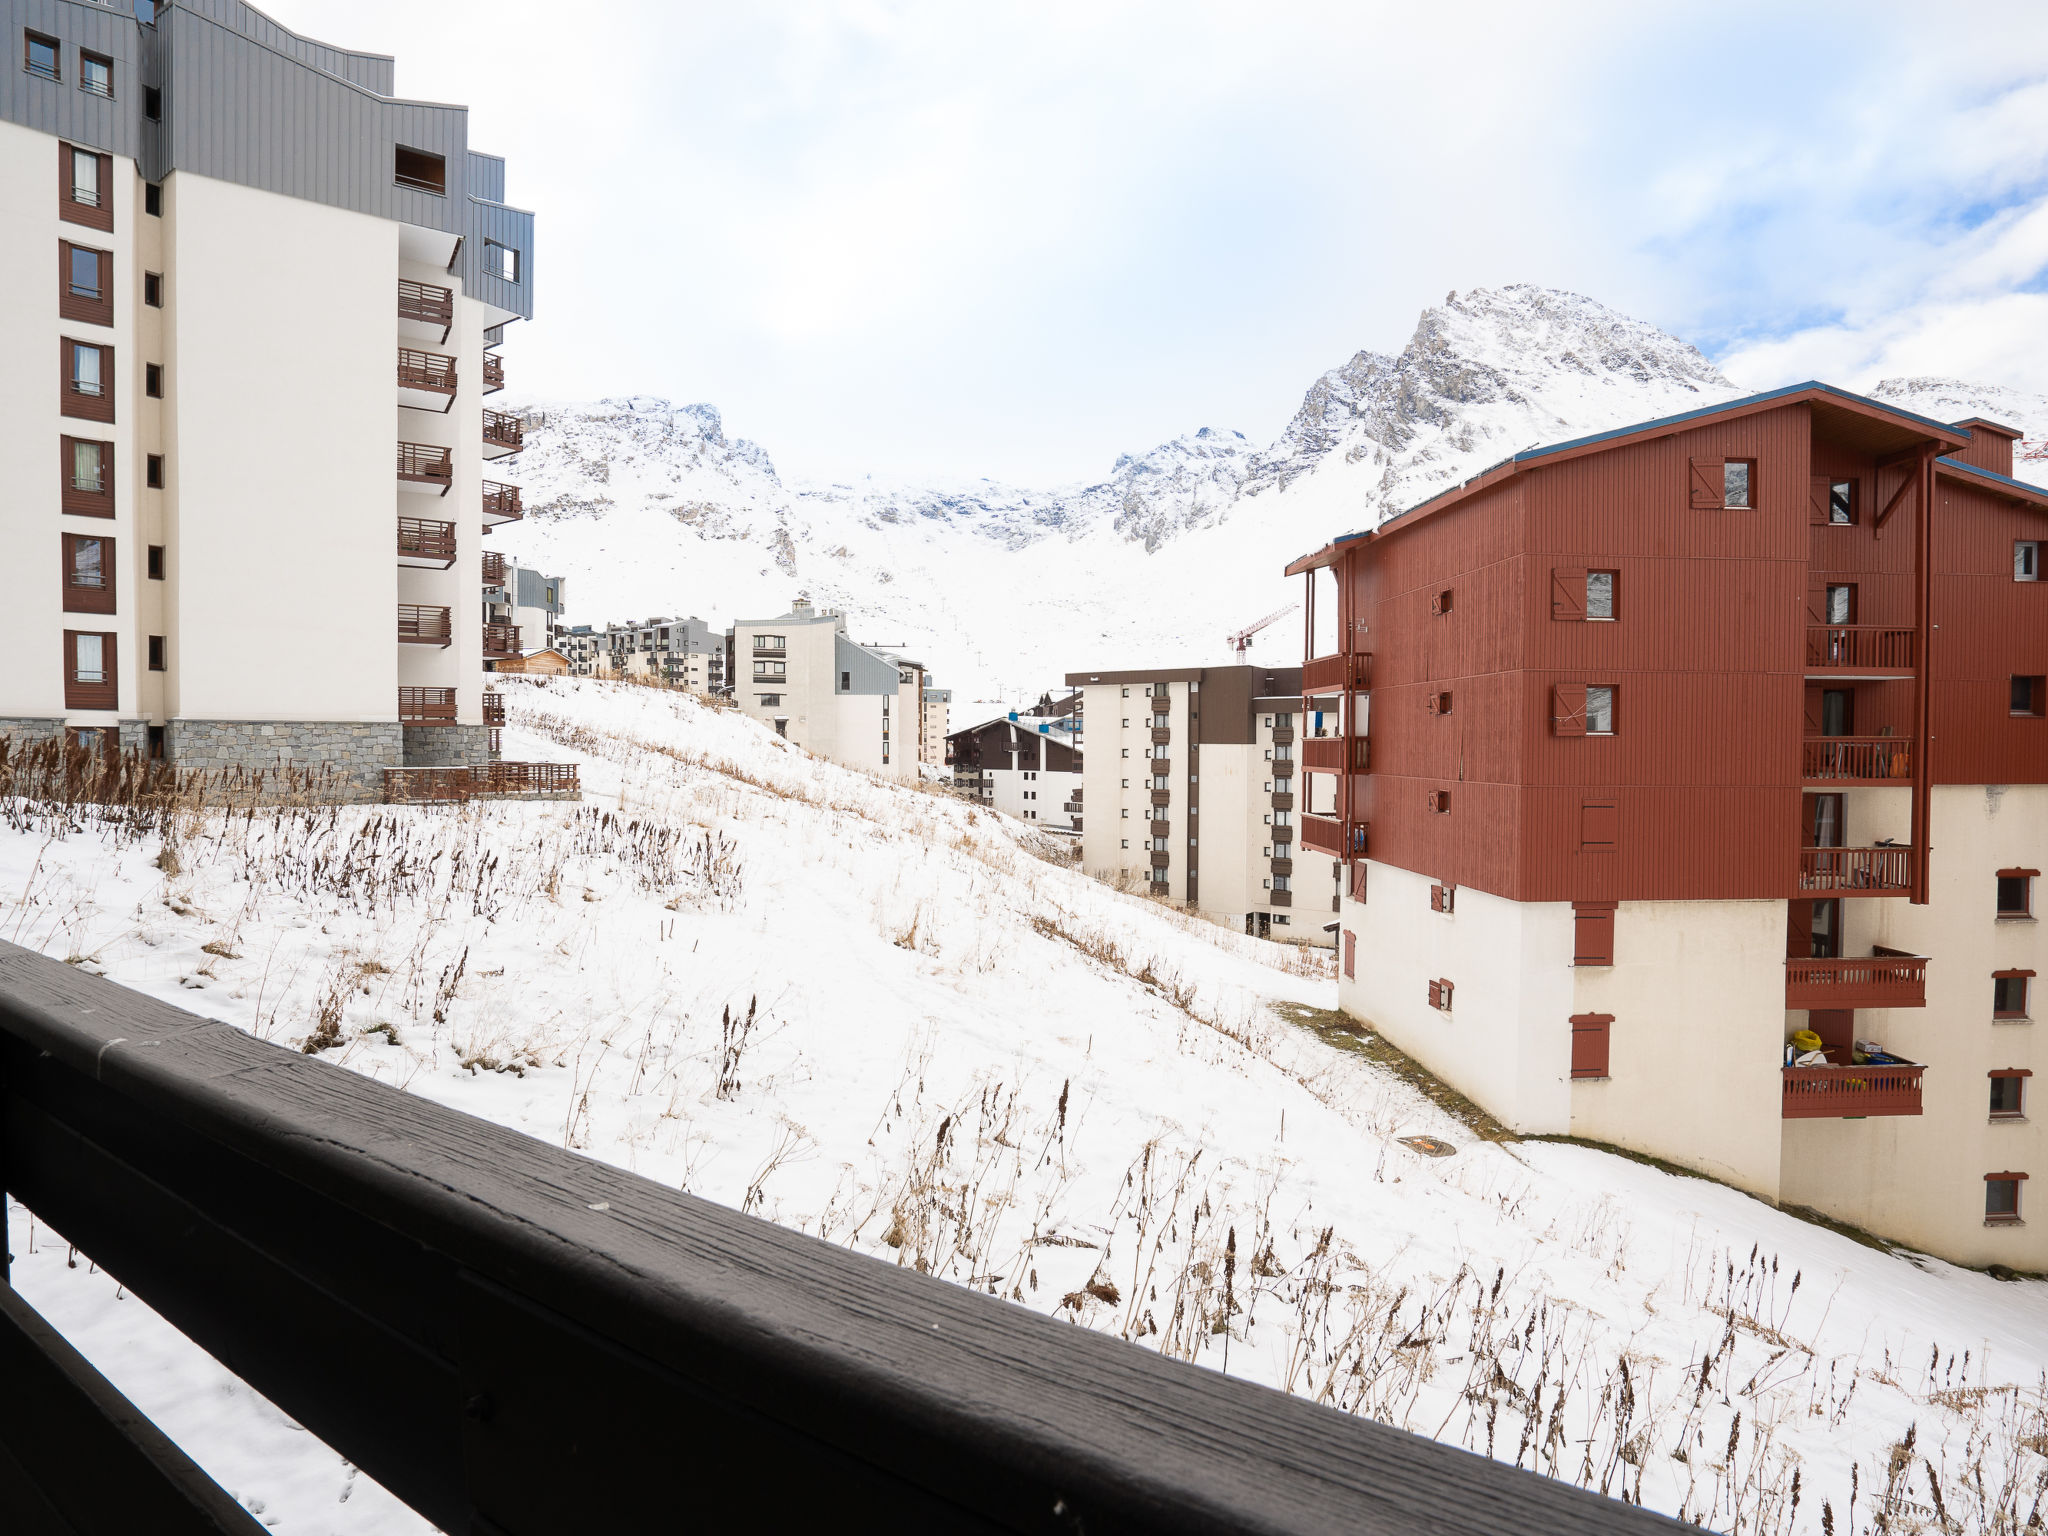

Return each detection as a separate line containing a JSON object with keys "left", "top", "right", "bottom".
{"left": 7, "top": 678, "right": 2048, "bottom": 1533}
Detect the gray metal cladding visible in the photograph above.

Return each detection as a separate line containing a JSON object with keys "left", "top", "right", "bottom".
{"left": 459, "top": 192, "right": 535, "bottom": 320}
{"left": 179, "top": 0, "right": 391, "bottom": 94}
{"left": 836, "top": 637, "right": 901, "bottom": 695}
{"left": 1, "top": 0, "right": 141, "bottom": 158}
{"left": 465, "top": 149, "right": 502, "bottom": 203}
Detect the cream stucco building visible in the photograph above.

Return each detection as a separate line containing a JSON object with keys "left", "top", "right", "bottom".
{"left": 731, "top": 598, "right": 934, "bottom": 782}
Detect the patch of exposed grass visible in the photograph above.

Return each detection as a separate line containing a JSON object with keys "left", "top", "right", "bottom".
{"left": 1269, "top": 1000, "right": 1516, "bottom": 1143}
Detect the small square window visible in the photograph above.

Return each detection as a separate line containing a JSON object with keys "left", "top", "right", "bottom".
{"left": 146, "top": 453, "right": 163, "bottom": 488}
{"left": 484, "top": 239, "right": 520, "bottom": 283}
{"left": 1998, "top": 872, "right": 2035, "bottom": 917}
{"left": 25, "top": 30, "right": 59, "bottom": 81}
{"left": 394, "top": 145, "right": 447, "bottom": 195}
{"left": 1586, "top": 684, "right": 1616, "bottom": 735}
{"left": 145, "top": 182, "right": 161, "bottom": 216}
{"left": 79, "top": 50, "right": 112, "bottom": 98}
{"left": 1985, "top": 1176, "right": 2024, "bottom": 1224}
{"left": 1990, "top": 1075, "right": 2027, "bottom": 1120}
{"left": 148, "top": 635, "right": 165, "bottom": 670}
{"left": 2013, "top": 676, "right": 2045, "bottom": 717}
{"left": 147, "top": 544, "right": 164, "bottom": 580}
{"left": 144, "top": 271, "right": 162, "bottom": 306}
{"left": 1994, "top": 974, "right": 2031, "bottom": 1019}
{"left": 2018, "top": 542, "right": 2041, "bottom": 582}
{"left": 145, "top": 362, "right": 163, "bottom": 397}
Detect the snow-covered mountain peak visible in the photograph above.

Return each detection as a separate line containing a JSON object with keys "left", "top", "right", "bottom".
{"left": 1867, "top": 376, "right": 2048, "bottom": 486}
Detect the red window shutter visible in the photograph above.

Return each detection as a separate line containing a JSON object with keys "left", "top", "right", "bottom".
{"left": 1551, "top": 567, "right": 1587, "bottom": 621}
{"left": 1570, "top": 1014, "right": 1613, "bottom": 1078}
{"left": 1809, "top": 476, "right": 1833, "bottom": 526}
{"left": 1552, "top": 683, "right": 1586, "bottom": 736}
{"left": 1579, "top": 802, "right": 1618, "bottom": 850}
{"left": 1425, "top": 692, "right": 1439, "bottom": 715}
{"left": 1430, "top": 883, "right": 1456, "bottom": 913}
{"left": 1689, "top": 458, "right": 1724, "bottom": 509}
{"left": 1343, "top": 930, "right": 1355, "bottom": 980}
{"left": 1573, "top": 901, "right": 1616, "bottom": 965}
{"left": 1350, "top": 862, "right": 1368, "bottom": 902}
{"left": 1426, "top": 979, "right": 1439, "bottom": 1008}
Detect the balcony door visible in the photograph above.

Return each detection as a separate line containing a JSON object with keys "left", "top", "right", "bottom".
{"left": 1805, "top": 792, "right": 1844, "bottom": 849}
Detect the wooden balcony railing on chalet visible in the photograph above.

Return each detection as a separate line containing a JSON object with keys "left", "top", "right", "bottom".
{"left": 482, "top": 352, "right": 505, "bottom": 394}
{"left": 1799, "top": 846, "right": 1912, "bottom": 895}
{"left": 397, "top": 605, "right": 452, "bottom": 647}
{"left": 482, "top": 691, "right": 506, "bottom": 727}
{"left": 1269, "top": 889, "right": 1292, "bottom": 908}
{"left": 1302, "top": 653, "right": 1372, "bottom": 695}
{"left": 1301, "top": 815, "right": 1346, "bottom": 857}
{"left": 397, "top": 517, "right": 457, "bottom": 567}
{"left": 397, "top": 441, "right": 453, "bottom": 495}
{"left": 1782, "top": 1062, "right": 1925, "bottom": 1119}
{"left": 1805, "top": 626, "right": 1916, "bottom": 674}
{"left": 482, "top": 408, "right": 524, "bottom": 454}
{"left": 481, "top": 480, "right": 523, "bottom": 525}
{"left": 1803, "top": 736, "right": 1912, "bottom": 784}
{"left": 1301, "top": 735, "right": 1370, "bottom": 773}
{"left": 482, "top": 622, "right": 521, "bottom": 657}
{"left": 398, "top": 686, "right": 457, "bottom": 725}
{"left": 396, "top": 278, "right": 453, "bottom": 342}
{"left": 481, "top": 549, "right": 507, "bottom": 586}
{"left": 1785, "top": 952, "right": 1928, "bottom": 1009}
{"left": 396, "top": 346, "right": 456, "bottom": 399}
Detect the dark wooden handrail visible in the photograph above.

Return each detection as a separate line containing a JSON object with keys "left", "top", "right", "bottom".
{"left": 397, "top": 346, "right": 457, "bottom": 395}
{"left": 482, "top": 408, "right": 523, "bottom": 452}
{"left": 398, "top": 517, "right": 457, "bottom": 564}
{"left": 1802, "top": 736, "right": 1912, "bottom": 782}
{"left": 397, "top": 441, "right": 453, "bottom": 492}
{"left": 481, "top": 550, "right": 507, "bottom": 585}
{"left": 1302, "top": 653, "right": 1371, "bottom": 695}
{"left": 1805, "top": 626, "right": 1916, "bottom": 672}
{"left": 1799, "top": 846, "right": 1912, "bottom": 893}
{"left": 1782, "top": 1062, "right": 1925, "bottom": 1119}
{"left": 397, "top": 278, "right": 454, "bottom": 331}
{"left": 482, "top": 353, "right": 505, "bottom": 393}
{"left": 398, "top": 686, "right": 457, "bottom": 723}
{"left": 397, "top": 604, "right": 452, "bottom": 646}
{"left": 482, "top": 480, "right": 522, "bottom": 523}
{"left": 1785, "top": 953, "right": 1927, "bottom": 1007}
{"left": 482, "top": 622, "right": 520, "bottom": 656}
{"left": 482, "top": 691, "right": 506, "bottom": 727}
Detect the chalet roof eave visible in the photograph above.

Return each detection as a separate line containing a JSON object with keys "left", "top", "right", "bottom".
{"left": 1935, "top": 456, "right": 2048, "bottom": 511}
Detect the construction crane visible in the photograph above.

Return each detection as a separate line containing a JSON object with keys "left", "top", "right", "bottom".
{"left": 1226, "top": 602, "right": 1299, "bottom": 661}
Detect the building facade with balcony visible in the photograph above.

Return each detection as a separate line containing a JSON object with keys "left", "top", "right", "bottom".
{"left": 1284, "top": 383, "right": 2046, "bottom": 1265}
{"left": 481, "top": 557, "right": 562, "bottom": 667}
{"left": 1064, "top": 665, "right": 1337, "bottom": 946}
{"left": 946, "top": 693, "right": 1082, "bottom": 828}
{"left": 729, "top": 598, "right": 933, "bottom": 782}
{"left": 1, "top": 0, "right": 533, "bottom": 797}
{"left": 922, "top": 686, "right": 951, "bottom": 770}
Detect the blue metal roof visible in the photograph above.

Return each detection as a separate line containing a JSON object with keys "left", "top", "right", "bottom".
{"left": 1937, "top": 456, "right": 2048, "bottom": 504}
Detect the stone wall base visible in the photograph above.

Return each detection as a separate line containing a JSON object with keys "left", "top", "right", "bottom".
{"left": 0, "top": 717, "right": 67, "bottom": 748}
{"left": 402, "top": 723, "right": 494, "bottom": 769}
{"left": 167, "top": 720, "right": 402, "bottom": 804}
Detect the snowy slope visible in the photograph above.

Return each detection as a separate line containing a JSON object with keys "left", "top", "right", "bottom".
{"left": 8, "top": 679, "right": 2047, "bottom": 1534}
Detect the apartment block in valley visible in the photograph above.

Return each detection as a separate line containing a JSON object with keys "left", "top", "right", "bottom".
{"left": 3, "top": 0, "right": 533, "bottom": 796}
{"left": 921, "top": 686, "right": 951, "bottom": 770}
{"left": 481, "top": 556, "right": 564, "bottom": 663}
{"left": 1285, "top": 382, "right": 2046, "bottom": 1265}
{"left": 947, "top": 692, "right": 1082, "bottom": 829}
{"left": 1065, "top": 666, "right": 1338, "bottom": 944}
{"left": 731, "top": 598, "right": 932, "bottom": 780}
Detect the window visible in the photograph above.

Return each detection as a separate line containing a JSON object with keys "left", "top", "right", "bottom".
{"left": 1120, "top": 839, "right": 1128, "bottom": 849}
{"left": 148, "top": 635, "right": 165, "bottom": 671}
{"left": 145, "top": 362, "right": 163, "bottom": 397}
{"left": 144, "top": 85, "right": 160, "bottom": 120}
{"left": 66, "top": 726, "right": 112, "bottom": 756}
{"left": 61, "top": 436, "right": 113, "bottom": 516}
{"left": 64, "top": 338, "right": 113, "bottom": 422}
{"left": 79, "top": 50, "right": 111, "bottom": 98}
{"left": 2018, "top": 542, "right": 2040, "bottom": 582}
{"left": 61, "top": 242, "right": 112, "bottom": 328}
{"left": 146, "top": 453, "right": 163, "bottom": 488}
{"left": 1432, "top": 588, "right": 1453, "bottom": 616}
{"left": 394, "top": 145, "right": 446, "bottom": 194}
{"left": 147, "top": 544, "right": 164, "bottom": 580}
{"left": 144, "top": 271, "right": 162, "bottom": 306}
{"left": 147, "top": 724, "right": 164, "bottom": 761}
{"left": 1429, "top": 882, "right": 1455, "bottom": 914}
{"left": 1998, "top": 870, "right": 2036, "bottom": 918}
{"left": 1426, "top": 789, "right": 1450, "bottom": 814}
{"left": 757, "top": 694, "right": 781, "bottom": 707}
{"left": 1991, "top": 1072, "right": 2030, "bottom": 1120}
{"left": 1724, "top": 460, "right": 1753, "bottom": 508}
{"left": 1820, "top": 687, "right": 1854, "bottom": 737}
{"left": 1825, "top": 584, "right": 1855, "bottom": 625}
{"left": 1994, "top": 972, "right": 2034, "bottom": 1019}
{"left": 1985, "top": 1174, "right": 2025, "bottom": 1225}
{"left": 1427, "top": 690, "right": 1452, "bottom": 715}
{"left": 1585, "top": 685, "right": 1616, "bottom": 735}
{"left": 1570, "top": 1014, "right": 1613, "bottom": 1079}
{"left": 1586, "top": 570, "right": 1617, "bottom": 621}
{"left": 145, "top": 182, "right": 160, "bottom": 215}
{"left": 63, "top": 533, "right": 115, "bottom": 615}
{"left": 64, "top": 630, "right": 117, "bottom": 710}
{"left": 1828, "top": 479, "right": 1854, "bottom": 524}
{"left": 1690, "top": 457, "right": 1755, "bottom": 510}
{"left": 1120, "top": 687, "right": 1129, "bottom": 698}
{"left": 1428, "top": 978, "right": 1453, "bottom": 1012}
{"left": 1119, "top": 808, "right": 1128, "bottom": 819}
{"left": 2012, "top": 676, "right": 2045, "bottom": 717}
{"left": 63, "top": 144, "right": 112, "bottom": 232}
{"left": 1573, "top": 901, "right": 1616, "bottom": 965}
{"left": 26, "top": 30, "right": 59, "bottom": 80}
{"left": 484, "top": 239, "right": 520, "bottom": 283}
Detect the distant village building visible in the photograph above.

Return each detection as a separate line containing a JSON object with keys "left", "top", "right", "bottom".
{"left": 482, "top": 559, "right": 565, "bottom": 662}
{"left": 730, "top": 598, "right": 935, "bottom": 781}
{"left": 921, "top": 687, "right": 952, "bottom": 770}
{"left": 1065, "top": 665, "right": 1337, "bottom": 946}
{"left": 556, "top": 616, "right": 725, "bottom": 693}
{"left": 494, "top": 648, "right": 569, "bottom": 676}
{"left": 947, "top": 692, "right": 1082, "bottom": 830}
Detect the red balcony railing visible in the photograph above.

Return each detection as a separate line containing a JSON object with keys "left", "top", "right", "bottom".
{"left": 397, "top": 442, "right": 453, "bottom": 493}
{"left": 397, "top": 605, "right": 452, "bottom": 646}
{"left": 483, "top": 408, "right": 524, "bottom": 454}
{"left": 1782, "top": 1063, "right": 1925, "bottom": 1119}
{"left": 397, "top": 517, "right": 457, "bottom": 565}
{"left": 1785, "top": 953, "right": 1928, "bottom": 1009}
{"left": 1802, "top": 736, "right": 1912, "bottom": 784}
{"left": 482, "top": 480, "right": 523, "bottom": 524}
{"left": 1300, "top": 815, "right": 1345, "bottom": 856}
{"left": 482, "top": 691, "right": 506, "bottom": 727}
{"left": 1302, "top": 653, "right": 1371, "bottom": 695}
{"left": 482, "top": 352, "right": 505, "bottom": 394}
{"left": 481, "top": 550, "right": 507, "bottom": 586}
{"left": 397, "top": 279, "right": 454, "bottom": 340}
{"left": 398, "top": 686, "right": 457, "bottom": 724}
{"left": 1805, "top": 626, "right": 1916, "bottom": 673}
{"left": 1300, "top": 736, "right": 1369, "bottom": 773}
{"left": 482, "top": 622, "right": 521, "bottom": 657}
{"left": 397, "top": 346, "right": 456, "bottom": 396}
{"left": 1799, "top": 846, "right": 1912, "bottom": 895}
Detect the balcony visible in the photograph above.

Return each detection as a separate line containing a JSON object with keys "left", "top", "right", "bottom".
{"left": 396, "top": 517, "right": 457, "bottom": 569}
{"left": 1271, "top": 726, "right": 1294, "bottom": 745}
{"left": 1786, "top": 953, "right": 1928, "bottom": 1009}
{"left": 481, "top": 550, "right": 507, "bottom": 587}
{"left": 1269, "top": 890, "right": 1293, "bottom": 908}
{"left": 1782, "top": 1063, "right": 1925, "bottom": 1119}
{"left": 396, "top": 347, "right": 456, "bottom": 413}
{"left": 1150, "top": 789, "right": 1170, "bottom": 808}
{"left": 397, "top": 605, "right": 452, "bottom": 647}
{"left": 1270, "top": 857, "right": 1294, "bottom": 878}
{"left": 482, "top": 622, "right": 521, "bottom": 658}
{"left": 1301, "top": 816, "right": 1366, "bottom": 858}
{"left": 1271, "top": 792, "right": 1295, "bottom": 812}
{"left": 1303, "top": 653, "right": 1371, "bottom": 696}
{"left": 1805, "top": 626, "right": 1916, "bottom": 679}
{"left": 1302, "top": 736, "right": 1369, "bottom": 773}
{"left": 482, "top": 691, "right": 505, "bottom": 727}
{"left": 398, "top": 686, "right": 456, "bottom": 725}
{"left": 1062, "top": 802, "right": 1083, "bottom": 815}
{"left": 481, "top": 480, "right": 523, "bottom": 527}
{"left": 397, "top": 442, "right": 453, "bottom": 496}
{"left": 482, "top": 409, "right": 524, "bottom": 459}
{"left": 482, "top": 352, "right": 505, "bottom": 394}
{"left": 1271, "top": 758, "right": 1294, "bottom": 780}
{"left": 1149, "top": 818, "right": 1171, "bottom": 837}
{"left": 1151, "top": 726, "right": 1171, "bottom": 744}
{"left": 397, "top": 279, "right": 454, "bottom": 344}
{"left": 1799, "top": 846, "right": 1912, "bottom": 896}
{"left": 753, "top": 643, "right": 788, "bottom": 656}
{"left": 1803, "top": 736, "right": 1911, "bottom": 785}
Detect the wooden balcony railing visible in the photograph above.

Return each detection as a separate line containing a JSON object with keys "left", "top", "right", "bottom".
{"left": 481, "top": 550, "right": 507, "bottom": 586}
{"left": 1805, "top": 626, "right": 1916, "bottom": 673}
{"left": 1271, "top": 727, "right": 1295, "bottom": 744}
{"left": 482, "top": 352, "right": 504, "bottom": 394}
{"left": 1151, "top": 726, "right": 1171, "bottom": 744}
{"left": 1151, "top": 851, "right": 1171, "bottom": 869}
{"left": 1270, "top": 858, "right": 1294, "bottom": 878}
{"left": 1799, "top": 846, "right": 1913, "bottom": 895}
{"left": 1301, "top": 815, "right": 1346, "bottom": 856}
{"left": 1786, "top": 953, "right": 1928, "bottom": 1009}
{"left": 1150, "top": 758, "right": 1172, "bottom": 777}
{"left": 1062, "top": 802, "right": 1083, "bottom": 815}
{"left": 1270, "top": 757, "right": 1294, "bottom": 779}
{"left": 481, "top": 481, "right": 522, "bottom": 524}
{"left": 1302, "top": 653, "right": 1371, "bottom": 695}
{"left": 482, "top": 622, "right": 521, "bottom": 657}
{"left": 397, "top": 517, "right": 457, "bottom": 566}
{"left": 1802, "top": 737, "right": 1911, "bottom": 784}
{"left": 1782, "top": 1063, "right": 1925, "bottom": 1119}
{"left": 397, "top": 442, "right": 453, "bottom": 494}
{"left": 1269, "top": 890, "right": 1292, "bottom": 908}
{"left": 385, "top": 762, "right": 580, "bottom": 804}
{"left": 1300, "top": 736, "right": 1369, "bottom": 773}
{"left": 397, "top": 604, "right": 452, "bottom": 647}
{"left": 1150, "top": 788, "right": 1170, "bottom": 807}
{"left": 397, "top": 279, "right": 453, "bottom": 341}
{"left": 482, "top": 691, "right": 505, "bottom": 727}
{"left": 483, "top": 408, "right": 524, "bottom": 453}
{"left": 398, "top": 686, "right": 457, "bottom": 724}
{"left": 396, "top": 347, "right": 456, "bottom": 397}
{"left": 1271, "top": 792, "right": 1295, "bottom": 812}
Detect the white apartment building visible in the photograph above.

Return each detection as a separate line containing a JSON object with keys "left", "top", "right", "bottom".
{"left": 2, "top": 0, "right": 533, "bottom": 795}
{"left": 730, "top": 598, "right": 930, "bottom": 781}
{"left": 1065, "top": 666, "right": 1337, "bottom": 945}
{"left": 947, "top": 695, "right": 1083, "bottom": 830}
{"left": 921, "top": 686, "right": 951, "bottom": 771}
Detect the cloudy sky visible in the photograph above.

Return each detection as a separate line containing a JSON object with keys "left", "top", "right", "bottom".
{"left": 268, "top": 0, "right": 2048, "bottom": 485}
